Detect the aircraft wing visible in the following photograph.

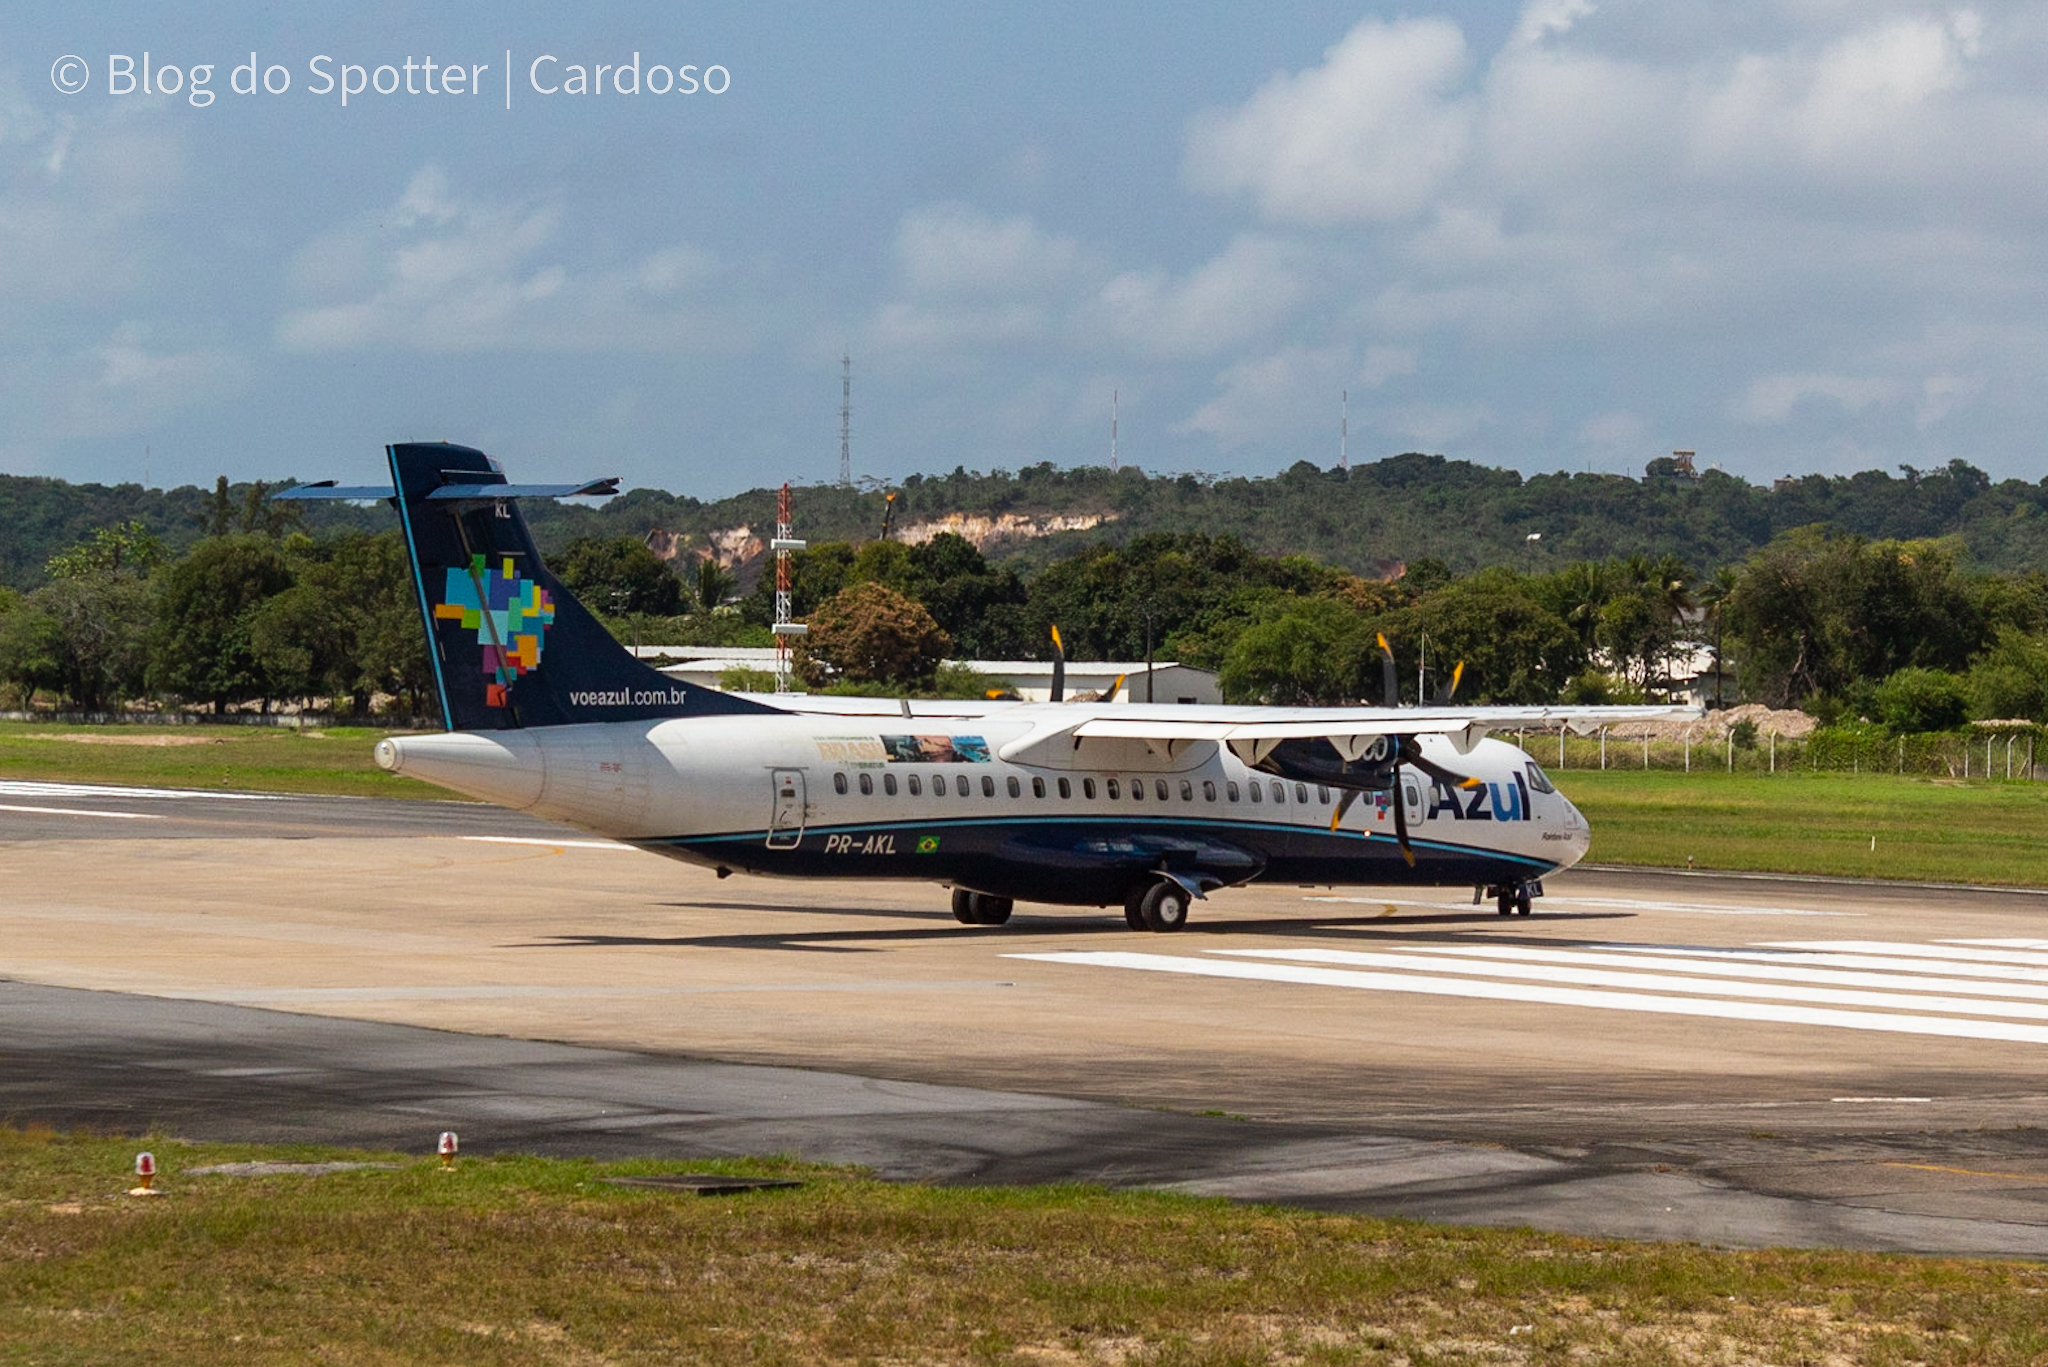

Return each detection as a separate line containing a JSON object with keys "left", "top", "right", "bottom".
{"left": 1000, "top": 702, "right": 1700, "bottom": 765}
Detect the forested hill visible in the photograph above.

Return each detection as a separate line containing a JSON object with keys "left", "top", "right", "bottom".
{"left": 7, "top": 453, "right": 2048, "bottom": 590}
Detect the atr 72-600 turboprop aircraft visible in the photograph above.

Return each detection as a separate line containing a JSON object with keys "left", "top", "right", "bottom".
{"left": 284, "top": 444, "right": 1694, "bottom": 932}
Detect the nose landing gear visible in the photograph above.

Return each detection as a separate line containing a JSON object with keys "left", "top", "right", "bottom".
{"left": 950, "top": 889, "right": 1013, "bottom": 925}
{"left": 1481, "top": 881, "right": 1538, "bottom": 916}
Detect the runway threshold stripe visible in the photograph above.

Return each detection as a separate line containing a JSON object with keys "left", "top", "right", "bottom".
{"left": 1212, "top": 947, "right": 2048, "bottom": 1021}
{"left": 1389, "top": 944, "right": 2048, "bottom": 1002}
{"left": 0, "top": 803, "right": 164, "bottom": 820}
{"left": 1009, "top": 951, "right": 2048, "bottom": 1045}
{"left": 1595, "top": 944, "right": 2048, "bottom": 984}
{"left": 1767, "top": 940, "right": 2048, "bottom": 969}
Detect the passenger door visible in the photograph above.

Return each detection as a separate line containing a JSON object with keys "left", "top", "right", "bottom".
{"left": 766, "top": 769, "right": 805, "bottom": 849}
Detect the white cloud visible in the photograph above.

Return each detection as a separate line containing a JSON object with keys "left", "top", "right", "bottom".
{"left": 1184, "top": 17, "right": 1476, "bottom": 225}
{"left": 1359, "top": 346, "right": 1417, "bottom": 387}
{"left": 893, "top": 203, "right": 1078, "bottom": 297}
{"left": 276, "top": 166, "right": 734, "bottom": 353}
{"left": 1736, "top": 372, "right": 1898, "bottom": 424}
{"left": 1578, "top": 410, "right": 1646, "bottom": 450}
{"left": 1090, "top": 235, "right": 1310, "bottom": 357}
{"left": 1177, "top": 346, "right": 1349, "bottom": 449}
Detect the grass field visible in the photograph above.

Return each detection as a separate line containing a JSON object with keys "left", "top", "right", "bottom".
{"left": 0, "top": 721, "right": 439, "bottom": 799}
{"left": 4, "top": 1128, "right": 2045, "bottom": 1366}
{"left": 1559, "top": 769, "right": 2048, "bottom": 885}
{"left": 4, "top": 721, "right": 2046, "bottom": 888}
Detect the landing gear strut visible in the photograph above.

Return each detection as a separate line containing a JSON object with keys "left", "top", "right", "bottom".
{"left": 950, "top": 889, "right": 1013, "bottom": 926}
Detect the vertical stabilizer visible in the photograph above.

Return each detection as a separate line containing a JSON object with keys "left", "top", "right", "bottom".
{"left": 384, "top": 442, "right": 780, "bottom": 731}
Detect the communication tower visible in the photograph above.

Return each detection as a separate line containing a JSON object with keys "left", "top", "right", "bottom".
{"left": 838, "top": 353, "right": 852, "bottom": 487}
{"left": 1110, "top": 389, "right": 1119, "bottom": 473}
{"left": 1340, "top": 389, "right": 1348, "bottom": 472}
{"left": 770, "top": 482, "right": 808, "bottom": 692}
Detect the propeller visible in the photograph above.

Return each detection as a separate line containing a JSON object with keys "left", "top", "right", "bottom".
{"left": 1049, "top": 625, "right": 1065, "bottom": 703}
{"left": 1339, "top": 636, "right": 1477, "bottom": 866}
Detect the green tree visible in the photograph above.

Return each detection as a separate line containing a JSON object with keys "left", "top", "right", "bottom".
{"left": 0, "top": 577, "right": 152, "bottom": 711}
{"left": 1219, "top": 597, "right": 1370, "bottom": 705}
{"left": 556, "top": 536, "right": 683, "bottom": 617}
{"left": 1963, "top": 630, "right": 2048, "bottom": 722}
{"left": 1377, "top": 569, "right": 1584, "bottom": 704}
{"left": 246, "top": 531, "right": 431, "bottom": 715}
{"left": 149, "top": 535, "right": 295, "bottom": 711}
{"left": 796, "top": 582, "right": 951, "bottom": 689}
{"left": 692, "top": 557, "right": 737, "bottom": 612}
{"left": 1872, "top": 666, "right": 1968, "bottom": 733}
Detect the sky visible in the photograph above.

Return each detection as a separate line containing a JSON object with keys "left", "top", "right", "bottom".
{"left": 5, "top": 1, "right": 2048, "bottom": 497}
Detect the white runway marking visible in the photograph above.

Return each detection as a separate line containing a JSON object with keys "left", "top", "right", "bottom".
{"left": 0, "top": 780, "right": 287, "bottom": 802}
{"left": 0, "top": 803, "right": 164, "bottom": 820}
{"left": 1305, "top": 894, "right": 1859, "bottom": 917}
{"left": 1011, "top": 939, "right": 2048, "bottom": 1046}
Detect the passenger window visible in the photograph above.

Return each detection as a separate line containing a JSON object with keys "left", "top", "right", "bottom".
{"left": 883, "top": 773, "right": 898, "bottom": 796}
{"left": 833, "top": 773, "right": 848, "bottom": 795}
{"left": 1295, "top": 784, "right": 1308, "bottom": 805}
{"left": 1032, "top": 776, "right": 1046, "bottom": 798}
{"left": 1082, "top": 778, "right": 1095, "bottom": 799}
{"left": 1057, "top": 777, "right": 1071, "bottom": 799}
{"left": 1249, "top": 782, "right": 1262, "bottom": 803}
{"left": 858, "top": 773, "right": 874, "bottom": 795}
{"left": 931, "top": 773, "right": 947, "bottom": 796}
{"left": 1271, "top": 782, "right": 1286, "bottom": 804}
{"left": 1005, "top": 776, "right": 1020, "bottom": 798}
{"left": 1317, "top": 785, "right": 1329, "bottom": 804}
{"left": 1226, "top": 781, "right": 1239, "bottom": 802}
{"left": 959, "top": 776, "right": 972, "bottom": 799}
{"left": 981, "top": 775, "right": 996, "bottom": 797}
{"left": 908, "top": 774, "right": 921, "bottom": 796}
{"left": 1131, "top": 779, "right": 1144, "bottom": 802}
{"left": 1156, "top": 779, "right": 1170, "bottom": 801}
{"left": 1179, "top": 780, "right": 1194, "bottom": 801}
{"left": 1105, "top": 779, "right": 1119, "bottom": 799}
{"left": 1203, "top": 780, "right": 1216, "bottom": 801}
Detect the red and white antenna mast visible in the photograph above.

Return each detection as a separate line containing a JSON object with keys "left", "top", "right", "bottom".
{"left": 770, "top": 482, "right": 808, "bottom": 692}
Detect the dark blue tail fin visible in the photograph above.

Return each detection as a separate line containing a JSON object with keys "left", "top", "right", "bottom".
{"left": 378, "top": 442, "right": 779, "bottom": 731}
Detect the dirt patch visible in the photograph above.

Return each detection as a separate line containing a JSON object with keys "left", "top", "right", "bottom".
{"left": 45, "top": 733, "right": 225, "bottom": 747}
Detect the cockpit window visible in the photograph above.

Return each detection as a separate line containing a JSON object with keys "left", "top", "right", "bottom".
{"left": 1524, "top": 761, "right": 1556, "bottom": 795}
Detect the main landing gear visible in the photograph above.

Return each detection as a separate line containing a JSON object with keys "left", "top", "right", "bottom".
{"left": 1483, "top": 881, "right": 1536, "bottom": 916}
{"left": 950, "top": 889, "right": 1013, "bottom": 926}
{"left": 1123, "top": 879, "right": 1191, "bottom": 933}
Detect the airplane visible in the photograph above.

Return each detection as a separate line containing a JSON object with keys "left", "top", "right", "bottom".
{"left": 282, "top": 443, "right": 1696, "bottom": 932}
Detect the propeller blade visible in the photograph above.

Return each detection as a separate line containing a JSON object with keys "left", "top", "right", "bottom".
{"left": 1376, "top": 632, "right": 1399, "bottom": 708}
{"left": 1430, "top": 659, "right": 1465, "bottom": 705}
{"left": 1390, "top": 772, "right": 1416, "bottom": 866}
{"left": 1329, "top": 788, "right": 1360, "bottom": 832}
{"left": 1409, "top": 751, "right": 1483, "bottom": 792}
{"left": 1049, "top": 624, "right": 1065, "bottom": 703}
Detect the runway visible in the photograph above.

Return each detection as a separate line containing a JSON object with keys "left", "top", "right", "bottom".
{"left": 6, "top": 778, "right": 2048, "bottom": 1255}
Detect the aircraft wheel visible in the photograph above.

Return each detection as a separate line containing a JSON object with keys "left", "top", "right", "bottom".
{"left": 1495, "top": 890, "right": 1514, "bottom": 917}
{"left": 1514, "top": 886, "right": 1533, "bottom": 916}
{"left": 974, "top": 894, "right": 1014, "bottom": 926}
{"left": 951, "top": 888, "right": 979, "bottom": 925}
{"left": 1123, "top": 889, "right": 1148, "bottom": 931}
{"left": 1140, "top": 880, "right": 1190, "bottom": 933}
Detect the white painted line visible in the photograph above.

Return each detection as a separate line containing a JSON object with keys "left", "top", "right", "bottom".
{"left": 1009, "top": 950, "right": 2048, "bottom": 1046}
{"left": 1833, "top": 1096, "right": 1932, "bottom": 1103}
{"left": 1944, "top": 939, "right": 2048, "bottom": 952}
{"left": 1391, "top": 943, "right": 2048, "bottom": 1003}
{"left": 1768, "top": 940, "right": 2048, "bottom": 970}
{"left": 0, "top": 780, "right": 286, "bottom": 802}
{"left": 459, "top": 835, "right": 630, "bottom": 851}
{"left": 1597, "top": 943, "right": 2048, "bottom": 985}
{"left": 1540, "top": 896, "right": 1858, "bottom": 918}
{"left": 0, "top": 803, "right": 165, "bottom": 820}
{"left": 1214, "top": 947, "right": 2048, "bottom": 1022}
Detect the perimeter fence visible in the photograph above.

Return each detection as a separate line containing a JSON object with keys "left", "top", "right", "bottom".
{"left": 1515, "top": 725, "right": 2045, "bottom": 779}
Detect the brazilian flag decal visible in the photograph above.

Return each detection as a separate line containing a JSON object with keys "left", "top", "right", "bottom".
{"left": 916, "top": 835, "right": 940, "bottom": 854}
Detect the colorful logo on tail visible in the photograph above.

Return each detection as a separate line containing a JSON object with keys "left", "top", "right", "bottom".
{"left": 434, "top": 555, "right": 556, "bottom": 707}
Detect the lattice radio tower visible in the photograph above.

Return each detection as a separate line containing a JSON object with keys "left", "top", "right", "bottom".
{"left": 770, "top": 482, "right": 808, "bottom": 692}
{"left": 838, "top": 353, "right": 852, "bottom": 487}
